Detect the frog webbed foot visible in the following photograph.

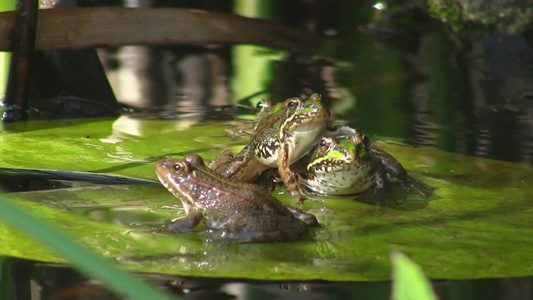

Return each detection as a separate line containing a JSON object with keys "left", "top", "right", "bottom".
{"left": 289, "top": 180, "right": 320, "bottom": 205}
{"left": 280, "top": 171, "right": 309, "bottom": 204}
{"left": 161, "top": 210, "right": 204, "bottom": 234}
{"left": 297, "top": 185, "right": 327, "bottom": 203}
{"left": 284, "top": 205, "right": 320, "bottom": 227}
{"left": 403, "top": 176, "right": 435, "bottom": 197}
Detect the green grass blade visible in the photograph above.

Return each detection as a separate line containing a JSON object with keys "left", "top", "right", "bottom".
{"left": 0, "top": 193, "right": 177, "bottom": 300}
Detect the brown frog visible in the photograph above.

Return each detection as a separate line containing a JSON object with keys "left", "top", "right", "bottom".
{"left": 156, "top": 154, "right": 319, "bottom": 243}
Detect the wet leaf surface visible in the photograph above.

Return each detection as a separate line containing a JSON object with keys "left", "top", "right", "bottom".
{"left": 0, "top": 118, "right": 531, "bottom": 281}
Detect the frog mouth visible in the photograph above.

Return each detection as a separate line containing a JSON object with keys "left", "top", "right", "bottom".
{"left": 310, "top": 163, "right": 355, "bottom": 173}
{"left": 155, "top": 168, "right": 179, "bottom": 193}
{"left": 157, "top": 173, "right": 179, "bottom": 196}
{"left": 156, "top": 174, "right": 169, "bottom": 188}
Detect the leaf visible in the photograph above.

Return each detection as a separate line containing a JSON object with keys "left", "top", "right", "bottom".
{"left": 0, "top": 118, "right": 532, "bottom": 281}
{"left": 391, "top": 251, "right": 437, "bottom": 300}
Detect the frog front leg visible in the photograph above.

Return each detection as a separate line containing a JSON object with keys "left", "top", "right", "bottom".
{"left": 163, "top": 209, "right": 204, "bottom": 233}
{"left": 208, "top": 149, "right": 235, "bottom": 173}
{"left": 278, "top": 141, "right": 307, "bottom": 204}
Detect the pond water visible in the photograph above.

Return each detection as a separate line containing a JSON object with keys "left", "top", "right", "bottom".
{"left": 2, "top": 256, "right": 532, "bottom": 300}
{"left": 1, "top": 1, "right": 532, "bottom": 299}
{"left": 100, "top": 4, "right": 533, "bottom": 165}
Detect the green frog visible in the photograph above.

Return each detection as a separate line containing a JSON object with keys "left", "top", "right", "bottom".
{"left": 155, "top": 154, "right": 319, "bottom": 243}
{"left": 213, "top": 93, "right": 331, "bottom": 203}
{"left": 299, "top": 133, "right": 433, "bottom": 196}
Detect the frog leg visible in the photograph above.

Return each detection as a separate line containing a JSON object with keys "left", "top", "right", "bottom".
{"left": 214, "top": 146, "right": 267, "bottom": 182}
{"left": 224, "top": 213, "right": 309, "bottom": 243}
{"left": 403, "top": 175, "right": 435, "bottom": 197}
{"left": 278, "top": 141, "right": 307, "bottom": 204}
{"left": 208, "top": 149, "right": 234, "bottom": 172}
{"left": 284, "top": 205, "right": 320, "bottom": 226}
{"left": 163, "top": 209, "right": 203, "bottom": 233}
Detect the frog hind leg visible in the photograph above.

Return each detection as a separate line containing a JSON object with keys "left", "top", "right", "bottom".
{"left": 403, "top": 175, "right": 435, "bottom": 197}
{"left": 222, "top": 214, "right": 309, "bottom": 243}
{"left": 284, "top": 205, "right": 320, "bottom": 226}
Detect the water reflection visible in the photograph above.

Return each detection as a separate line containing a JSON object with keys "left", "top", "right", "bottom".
{"left": 358, "top": 28, "right": 533, "bottom": 164}
{"left": 103, "top": 18, "right": 532, "bottom": 165}
{"left": 1, "top": 257, "right": 531, "bottom": 300}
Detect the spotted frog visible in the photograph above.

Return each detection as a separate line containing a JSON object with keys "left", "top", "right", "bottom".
{"left": 299, "top": 133, "right": 433, "bottom": 196}
{"left": 213, "top": 93, "right": 331, "bottom": 203}
{"left": 156, "top": 154, "right": 319, "bottom": 243}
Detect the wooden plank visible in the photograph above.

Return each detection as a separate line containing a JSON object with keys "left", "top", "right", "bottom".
{"left": 0, "top": 7, "right": 319, "bottom": 52}
{"left": 3, "top": 0, "right": 39, "bottom": 120}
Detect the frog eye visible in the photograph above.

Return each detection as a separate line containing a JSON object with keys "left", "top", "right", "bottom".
{"left": 319, "top": 138, "right": 328, "bottom": 147}
{"left": 361, "top": 135, "right": 370, "bottom": 147}
{"left": 319, "top": 137, "right": 333, "bottom": 150}
{"left": 173, "top": 162, "right": 186, "bottom": 174}
{"left": 349, "top": 134, "right": 369, "bottom": 147}
{"left": 287, "top": 99, "right": 300, "bottom": 109}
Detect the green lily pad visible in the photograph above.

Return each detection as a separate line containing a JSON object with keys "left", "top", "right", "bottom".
{"left": 0, "top": 118, "right": 532, "bottom": 281}
{"left": 0, "top": 117, "right": 239, "bottom": 180}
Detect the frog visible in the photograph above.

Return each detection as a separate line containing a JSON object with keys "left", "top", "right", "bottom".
{"left": 224, "top": 99, "right": 276, "bottom": 140}
{"left": 298, "top": 133, "right": 383, "bottom": 195}
{"left": 155, "top": 154, "right": 320, "bottom": 243}
{"left": 299, "top": 133, "right": 433, "bottom": 196}
{"left": 212, "top": 93, "right": 331, "bottom": 203}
